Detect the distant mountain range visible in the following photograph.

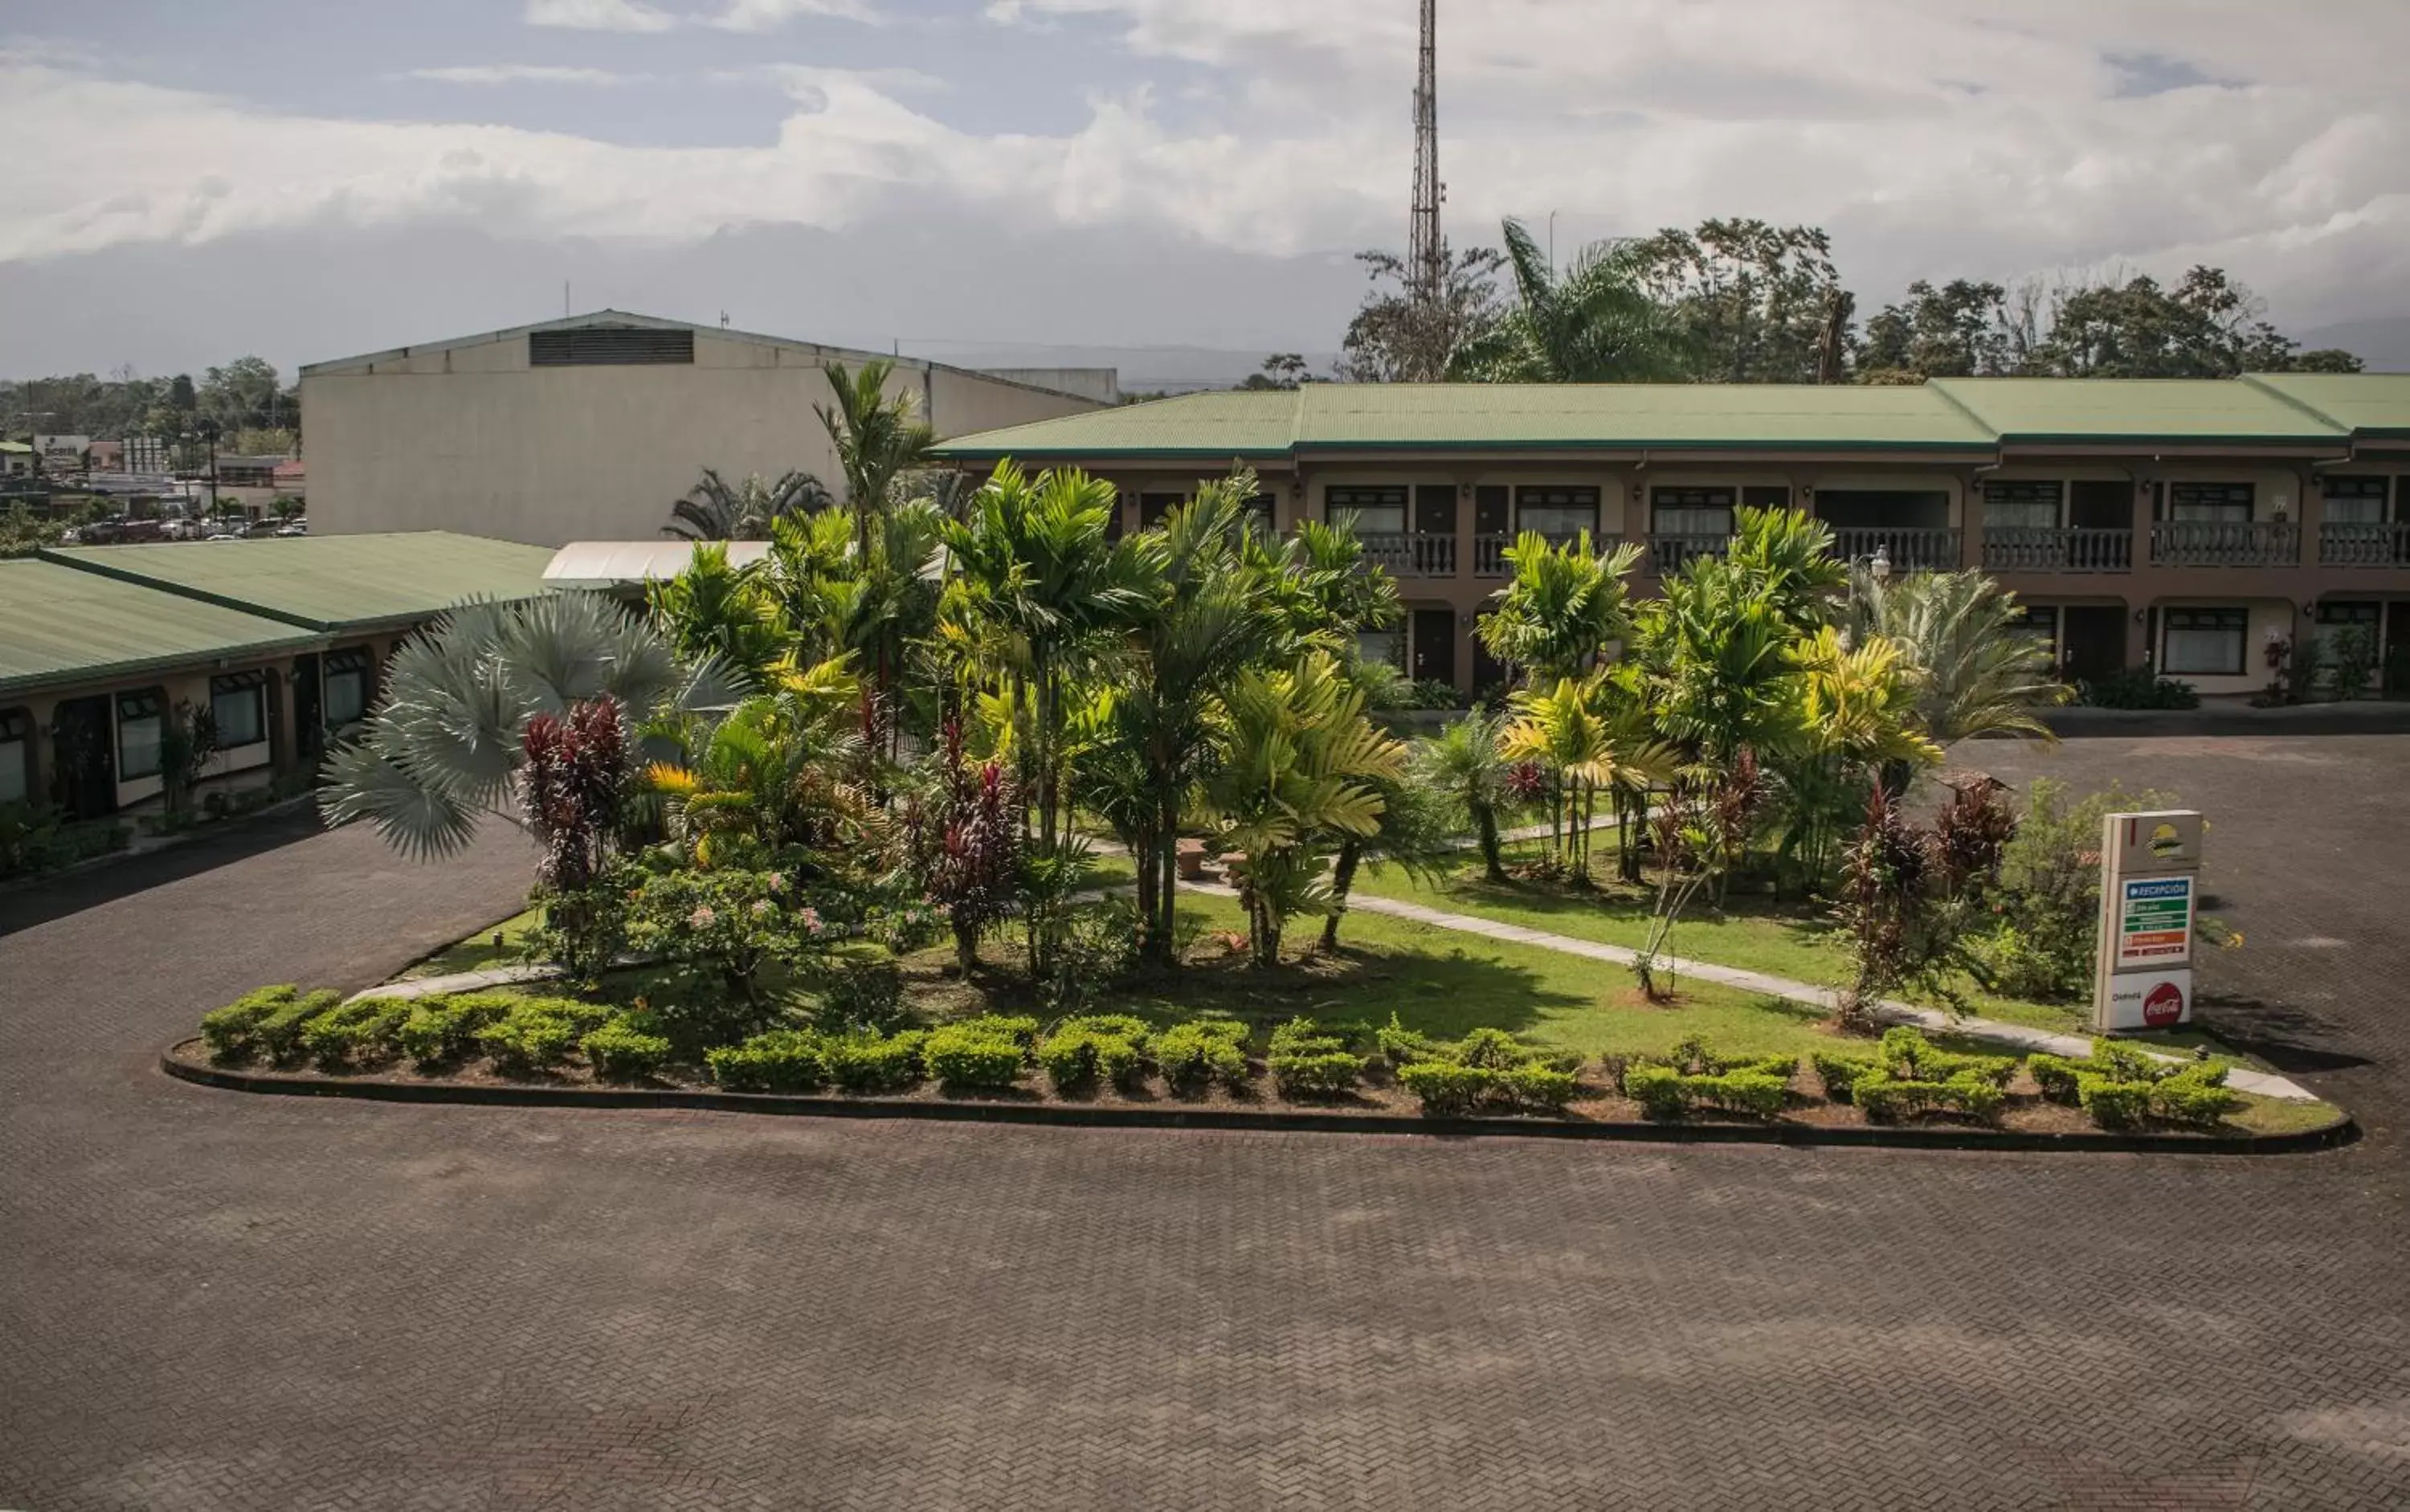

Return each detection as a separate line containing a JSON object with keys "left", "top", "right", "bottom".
{"left": 2298, "top": 317, "right": 2410, "bottom": 373}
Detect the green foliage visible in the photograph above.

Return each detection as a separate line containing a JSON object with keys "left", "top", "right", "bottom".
{"left": 2077, "top": 668, "right": 2199, "bottom": 709}
{"left": 1498, "top": 1063, "right": 1580, "bottom": 1113}
{"left": 1616, "top": 1036, "right": 1797, "bottom": 1120}
{"left": 302, "top": 996, "right": 414, "bottom": 1069}
{"left": 1153, "top": 1019, "right": 1252, "bottom": 1093}
{"left": 707, "top": 1029, "right": 828, "bottom": 1093}
{"left": 255, "top": 989, "right": 343, "bottom": 1067}
{"left": 625, "top": 867, "right": 833, "bottom": 1010}
{"left": 1037, "top": 1014, "right": 1151, "bottom": 1093}
{"left": 821, "top": 1029, "right": 926, "bottom": 1093}
{"left": 922, "top": 1020, "right": 1027, "bottom": 1091}
{"left": 583, "top": 1020, "right": 673, "bottom": 1081}
{"left": 2326, "top": 625, "right": 2377, "bottom": 700}
{"left": 1833, "top": 1028, "right": 2012, "bottom": 1123}
{"left": 199, "top": 984, "right": 299, "bottom": 1063}
{"left": 0, "top": 800, "right": 129, "bottom": 880}
{"left": 476, "top": 997, "right": 611, "bottom": 1075}
{"left": 1812, "top": 1052, "right": 1877, "bottom": 1102}
{"left": 2035, "top": 1044, "right": 2234, "bottom": 1130}
{"left": 1270, "top": 1050, "right": 1364, "bottom": 1099}
{"left": 2149, "top": 1065, "right": 2238, "bottom": 1127}
{"left": 1964, "top": 778, "right": 2174, "bottom": 1003}
{"left": 396, "top": 992, "right": 517, "bottom": 1069}
{"left": 2075, "top": 1073, "right": 2153, "bottom": 1130}
{"left": 1395, "top": 1060, "right": 1495, "bottom": 1116}
{"left": 1375, "top": 1012, "right": 1446, "bottom": 1069}
{"left": 808, "top": 956, "right": 909, "bottom": 1035}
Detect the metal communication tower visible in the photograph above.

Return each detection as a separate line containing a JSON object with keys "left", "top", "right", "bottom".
{"left": 1408, "top": 0, "right": 1442, "bottom": 313}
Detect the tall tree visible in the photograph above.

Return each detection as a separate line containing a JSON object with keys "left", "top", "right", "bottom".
{"left": 1477, "top": 529, "right": 1645, "bottom": 683}
{"left": 661, "top": 468, "right": 831, "bottom": 541}
{"left": 1624, "top": 219, "right": 1848, "bottom": 383}
{"left": 1338, "top": 242, "right": 1507, "bottom": 382}
{"left": 1859, "top": 280, "right": 2018, "bottom": 381}
{"left": 1449, "top": 219, "right": 1690, "bottom": 383}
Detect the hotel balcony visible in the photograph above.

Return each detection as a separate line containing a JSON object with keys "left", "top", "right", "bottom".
{"left": 2319, "top": 521, "right": 2410, "bottom": 567}
{"left": 1982, "top": 527, "right": 2134, "bottom": 574}
{"left": 1828, "top": 525, "right": 1962, "bottom": 572}
{"left": 1644, "top": 533, "right": 1731, "bottom": 576}
{"left": 1359, "top": 531, "right": 1459, "bottom": 578}
{"left": 2148, "top": 521, "right": 2300, "bottom": 568}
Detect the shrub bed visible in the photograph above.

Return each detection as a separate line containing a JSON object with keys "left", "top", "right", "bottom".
{"left": 1389, "top": 1019, "right": 1585, "bottom": 1117}
{"left": 2028, "top": 1044, "right": 2237, "bottom": 1130}
{"left": 1616, "top": 1035, "right": 1796, "bottom": 1121}
{"left": 1152, "top": 1019, "right": 1251, "bottom": 1093}
{"left": 1038, "top": 1014, "right": 1151, "bottom": 1093}
{"left": 1813, "top": 1028, "right": 2012, "bottom": 1124}
{"left": 1266, "top": 1017, "right": 1365, "bottom": 1099}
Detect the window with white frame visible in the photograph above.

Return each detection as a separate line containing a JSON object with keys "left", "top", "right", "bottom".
{"left": 1516, "top": 485, "right": 1599, "bottom": 540}
{"left": 2167, "top": 483, "right": 2253, "bottom": 522}
{"left": 210, "top": 670, "right": 269, "bottom": 749}
{"left": 0, "top": 708, "right": 29, "bottom": 806}
{"left": 116, "top": 689, "right": 164, "bottom": 780}
{"left": 1326, "top": 485, "right": 1407, "bottom": 534}
{"left": 1651, "top": 485, "right": 1734, "bottom": 537}
{"left": 2161, "top": 608, "right": 2247, "bottom": 676}
{"left": 323, "top": 648, "right": 375, "bottom": 728}
{"left": 1983, "top": 480, "right": 2062, "bottom": 529}
{"left": 2323, "top": 477, "right": 2390, "bottom": 525}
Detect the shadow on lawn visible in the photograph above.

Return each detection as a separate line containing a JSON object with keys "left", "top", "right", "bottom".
{"left": 1107, "top": 940, "right": 1591, "bottom": 1043}
{"left": 1427, "top": 870, "right": 1839, "bottom": 946}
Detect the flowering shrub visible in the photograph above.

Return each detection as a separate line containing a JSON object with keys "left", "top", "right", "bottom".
{"left": 625, "top": 868, "right": 830, "bottom": 1011}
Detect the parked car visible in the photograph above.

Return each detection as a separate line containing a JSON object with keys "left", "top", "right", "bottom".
{"left": 273, "top": 523, "right": 307, "bottom": 537}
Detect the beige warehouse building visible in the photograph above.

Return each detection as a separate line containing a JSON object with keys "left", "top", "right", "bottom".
{"left": 300, "top": 312, "right": 1113, "bottom": 546}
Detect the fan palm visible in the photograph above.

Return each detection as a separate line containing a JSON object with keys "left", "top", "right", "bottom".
{"left": 320, "top": 591, "right": 741, "bottom": 861}
{"left": 1202, "top": 651, "right": 1409, "bottom": 966}
{"left": 1848, "top": 568, "right": 2070, "bottom": 749}
{"left": 1447, "top": 218, "right": 1691, "bottom": 382}
{"left": 662, "top": 468, "right": 831, "bottom": 541}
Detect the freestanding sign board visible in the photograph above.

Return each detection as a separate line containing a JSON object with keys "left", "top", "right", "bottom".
{"left": 2093, "top": 811, "right": 2204, "bottom": 1032}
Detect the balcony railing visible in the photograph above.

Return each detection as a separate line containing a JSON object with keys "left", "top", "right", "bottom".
{"left": 1644, "top": 533, "right": 1731, "bottom": 576}
{"left": 1829, "top": 526, "right": 1963, "bottom": 572}
{"left": 2149, "top": 520, "right": 2300, "bottom": 567}
{"left": 1358, "top": 531, "right": 1458, "bottom": 578}
{"left": 2319, "top": 521, "right": 2410, "bottom": 567}
{"left": 1982, "top": 526, "right": 2133, "bottom": 574}
{"left": 1472, "top": 531, "right": 1512, "bottom": 578}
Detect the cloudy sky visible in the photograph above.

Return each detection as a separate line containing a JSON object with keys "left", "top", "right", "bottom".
{"left": 2, "top": 0, "right": 2405, "bottom": 382}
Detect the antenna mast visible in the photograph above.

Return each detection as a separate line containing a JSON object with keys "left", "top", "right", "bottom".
{"left": 1408, "top": 0, "right": 1444, "bottom": 372}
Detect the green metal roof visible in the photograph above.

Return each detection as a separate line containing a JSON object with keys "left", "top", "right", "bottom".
{"left": 0, "top": 558, "right": 321, "bottom": 697}
{"left": 2245, "top": 374, "right": 2410, "bottom": 440}
{"left": 1296, "top": 383, "right": 1991, "bottom": 450}
{"left": 933, "top": 374, "right": 2410, "bottom": 461}
{"left": 1930, "top": 378, "right": 2347, "bottom": 446}
{"left": 40, "top": 532, "right": 555, "bottom": 632}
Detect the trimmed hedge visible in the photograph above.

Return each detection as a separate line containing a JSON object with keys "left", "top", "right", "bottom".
{"left": 302, "top": 996, "right": 414, "bottom": 1069}
{"left": 1267, "top": 1016, "right": 1364, "bottom": 1099}
{"left": 708, "top": 1029, "right": 828, "bottom": 1093}
{"left": 2034, "top": 1046, "right": 2237, "bottom": 1130}
{"left": 1816, "top": 1029, "right": 2009, "bottom": 1125}
{"left": 475, "top": 997, "right": 613, "bottom": 1075}
{"left": 1037, "top": 1015, "right": 1151, "bottom": 1093}
{"left": 255, "top": 989, "right": 343, "bottom": 1067}
{"left": 823, "top": 1029, "right": 926, "bottom": 1093}
{"left": 1154, "top": 1019, "right": 1250, "bottom": 1093}
{"left": 1616, "top": 1037, "right": 1797, "bottom": 1121}
{"left": 397, "top": 992, "right": 517, "bottom": 1069}
{"left": 582, "top": 1020, "right": 672, "bottom": 1081}
{"left": 199, "top": 985, "right": 300, "bottom": 1064}
{"left": 923, "top": 1021, "right": 1026, "bottom": 1092}
{"left": 1387, "top": 1017, "right": 1587, "bottom": 1117}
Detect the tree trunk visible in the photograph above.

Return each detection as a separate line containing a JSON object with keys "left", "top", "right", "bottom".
{"left": 1321, "top": 840, "right": 1362, "bottom": 952}
{"left": 1477, "top": 803, "right": 1505, "bottom": 882}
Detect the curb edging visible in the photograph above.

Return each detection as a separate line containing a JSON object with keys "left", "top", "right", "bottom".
{"left": 159, "top": 1053, "right": 2360, "bottom": 1156}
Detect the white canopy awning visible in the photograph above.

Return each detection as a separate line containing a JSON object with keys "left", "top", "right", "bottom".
{"left": 541, "top": 540, "right": 773, "bottom": 590}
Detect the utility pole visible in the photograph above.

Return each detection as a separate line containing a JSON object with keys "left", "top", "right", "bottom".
{"left": 1407, "top": 0, "right": 1444, "bottom": 378}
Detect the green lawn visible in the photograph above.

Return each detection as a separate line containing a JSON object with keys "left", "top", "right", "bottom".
{"left": 398, "top": 905, "right": 542, "bottom": 979}
{"left": 1342, "top": 842, "right": 2092, "bottom": 1035}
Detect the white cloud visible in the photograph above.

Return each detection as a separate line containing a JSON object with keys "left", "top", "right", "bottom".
{"left": 405, "top": 64, "right": 631, "bottom": 86}
{"left": 5, "top": 0, "right": 2409, "bottom": 330}
{"left": 704, "top": 0, "right": 884, "bottom": 29}
{"left": 523, "top": 0, "right": 677, "bottom": 33}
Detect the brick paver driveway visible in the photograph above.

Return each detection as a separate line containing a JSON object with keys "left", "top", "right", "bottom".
{"left": 4, "top": 742, "right": 2408, "bottom": 1510}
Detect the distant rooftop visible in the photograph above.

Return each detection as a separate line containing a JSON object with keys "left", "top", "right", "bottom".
{"left": 0, "top": 558, "right": 320, "bottom": 696}
{"left": 40, "top": 532, "right": 555, "bottom": 634}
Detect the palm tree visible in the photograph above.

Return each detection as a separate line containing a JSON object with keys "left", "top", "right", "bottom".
{"left": 320, "top": 591, "right": 739, "bottom": 860}
{"left": 1498, "top": 671, "right": 1677, "bottom": 881}
{"left": 663, "top": 468, "right": 831, "bottom": 541}
{"left": 819, "top": 359, "right": 937, "bottom": 557}
{"left": 1202, "top": 652, "right": 1408, "bottom": 966}
{"left": 1477, "top": 529, "right": 1644, "bottom": 684}
{"left": 1420, "top": 709, "right": 1513, "bottom": 881}
{"left": 647, "top": 542, "right": 787, "bottom": 678}
{"left": 1848, "top": 568, "right": 2070, "bottom": 751}
{"left": 940, "top": 462, "right": 1158, "bottom": 973}
{"left": 1077, "top": 474, "right": 1285, "bottom": 963}
{"left": 1447, "top": 218, "right": 1691, "bottom": 382}
{"left": 645, "top": 655, "right": 878, "bottom": 874}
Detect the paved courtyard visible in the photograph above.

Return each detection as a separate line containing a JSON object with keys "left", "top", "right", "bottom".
{"left": 3, "top": 739, "right": 2408, "bottom": 1510}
